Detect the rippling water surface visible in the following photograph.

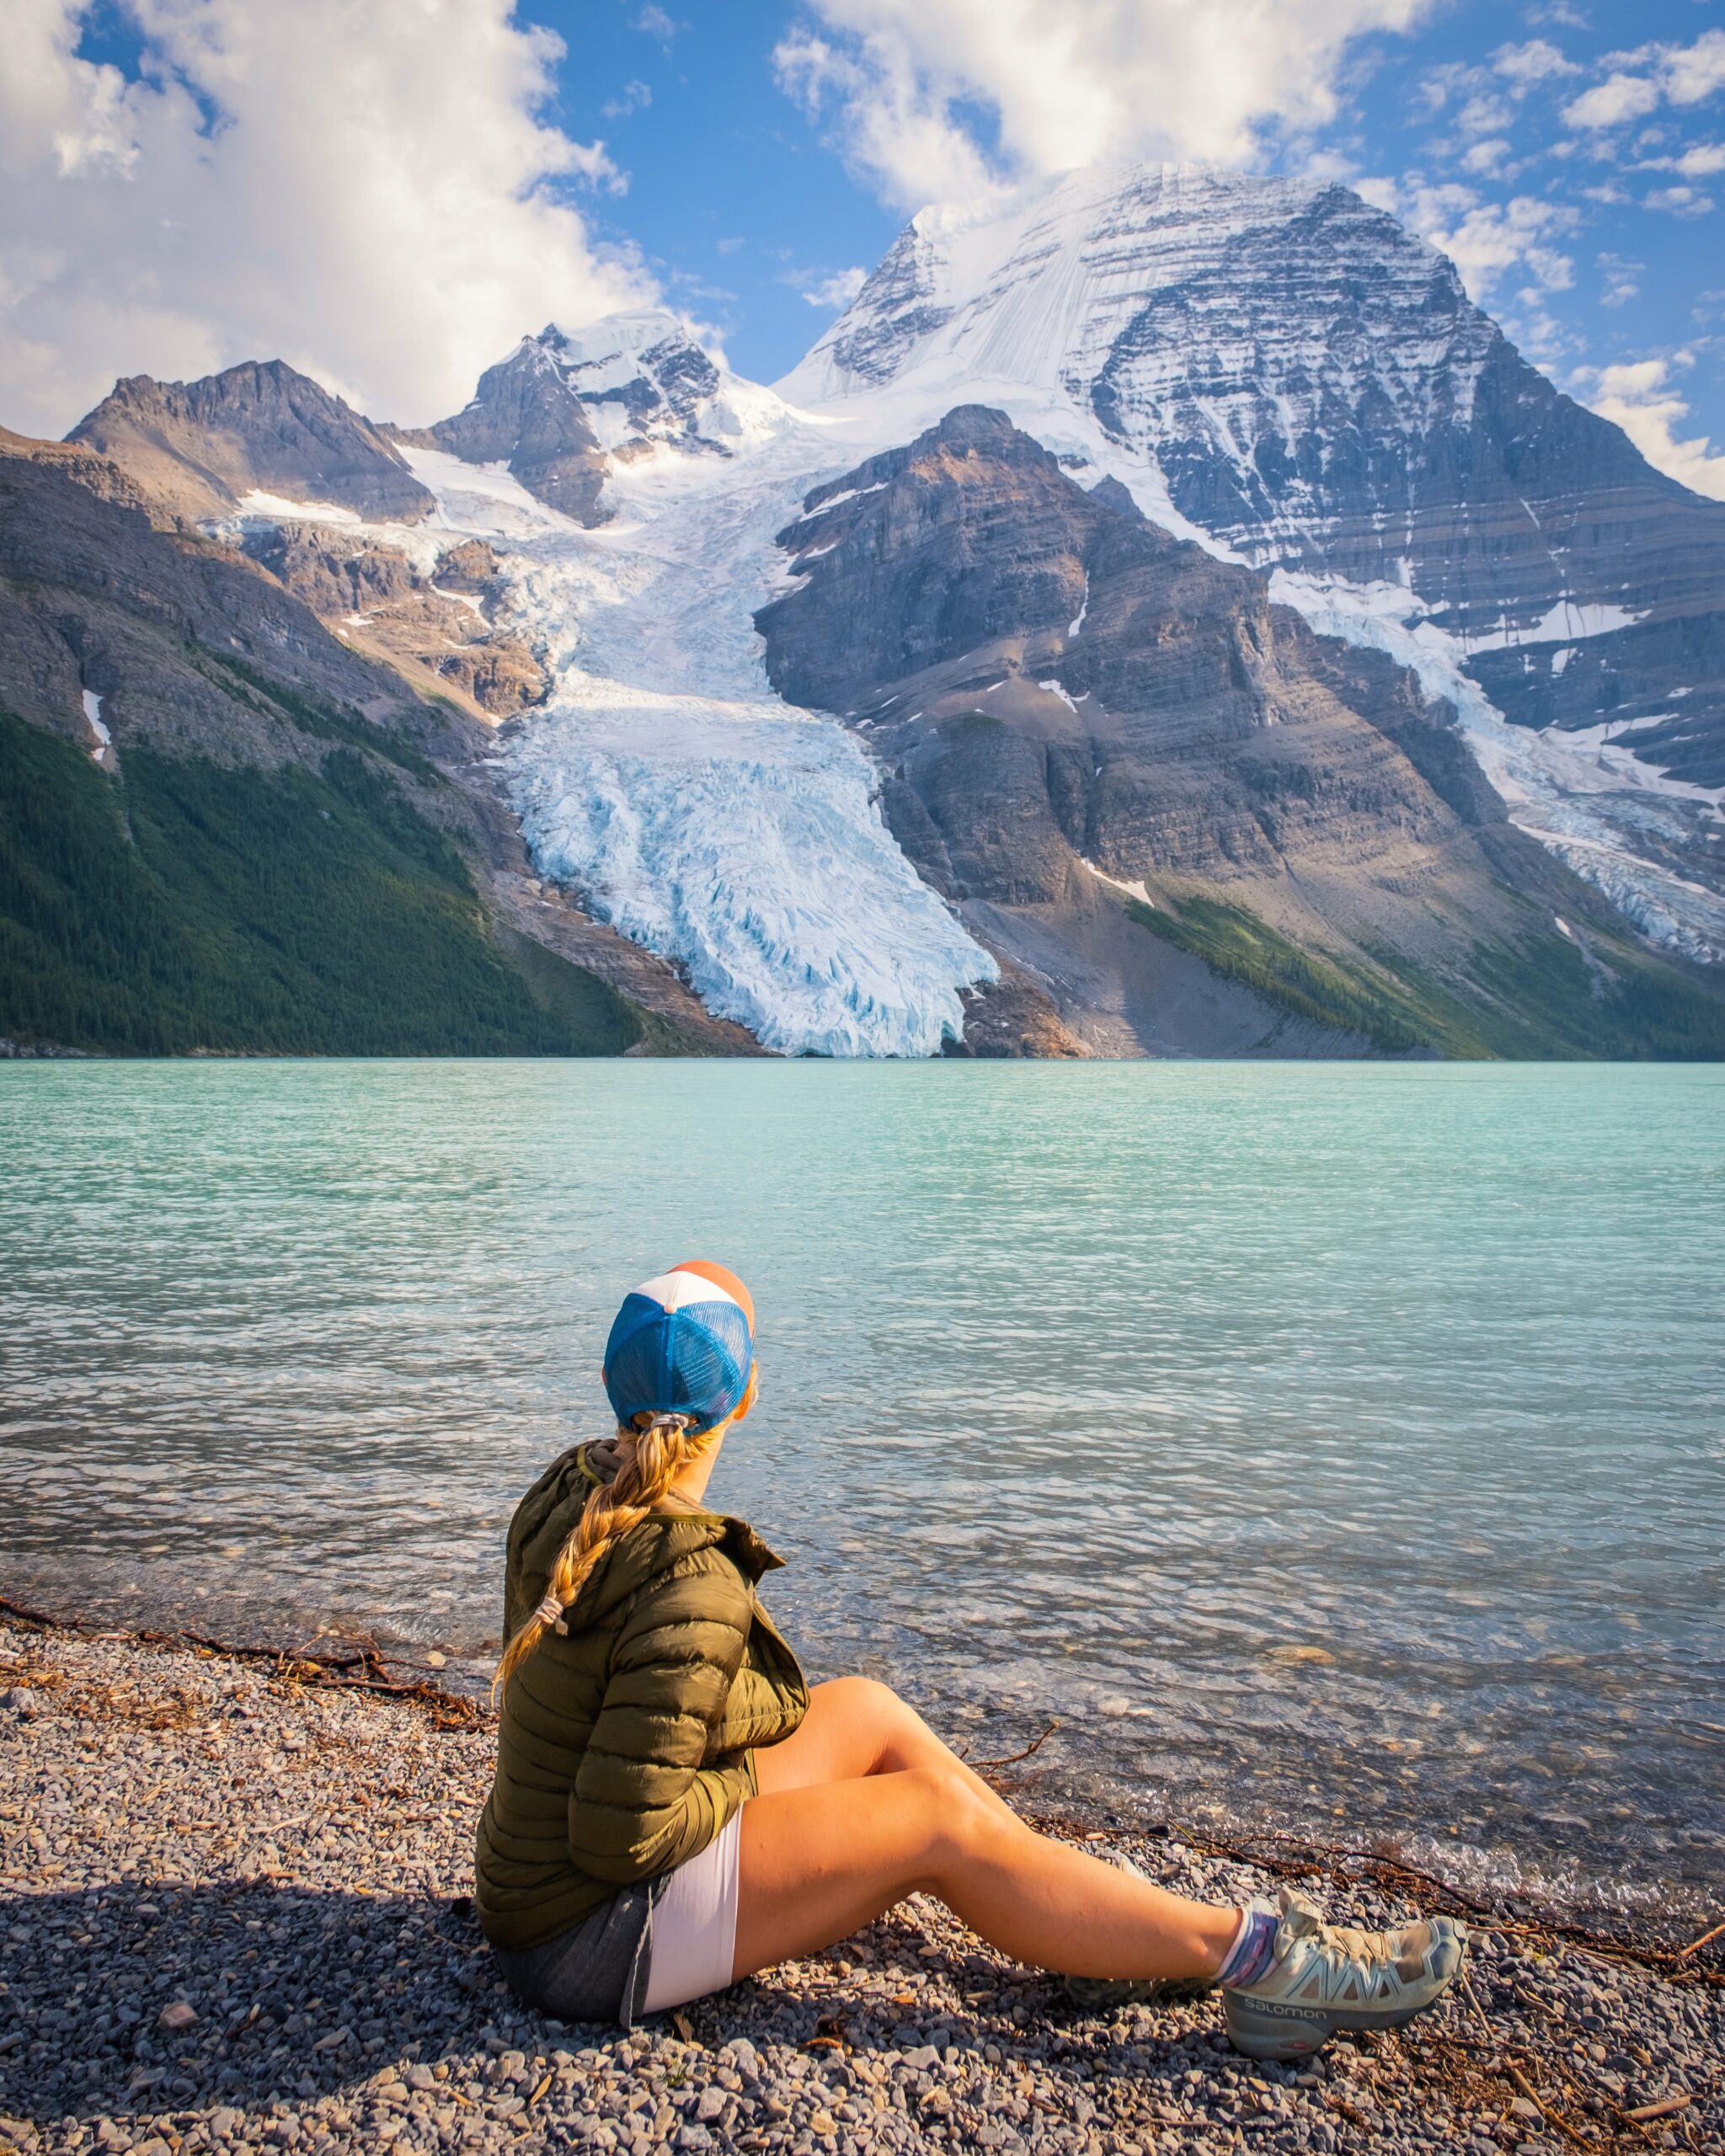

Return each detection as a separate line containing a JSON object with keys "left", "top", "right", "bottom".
{"left": 3, "top": 1059, "right": 1721, "bottom": 1922}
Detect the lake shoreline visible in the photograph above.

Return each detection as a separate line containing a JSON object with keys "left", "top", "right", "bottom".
{"left": 3, "top": 1614, "right": 1719, "bottom": 2156}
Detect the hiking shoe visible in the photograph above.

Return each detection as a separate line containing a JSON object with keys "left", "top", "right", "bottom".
{"left": 1222, "top": 1886, "right": 1466, "bottom": 2061}
{"left": 1062, "top": 1851, "right": 1219, "bottom": 2012}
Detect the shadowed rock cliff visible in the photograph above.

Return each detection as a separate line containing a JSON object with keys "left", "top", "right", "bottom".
{"left": 757, "top": 406, "right": 1725, "bottom": 1059}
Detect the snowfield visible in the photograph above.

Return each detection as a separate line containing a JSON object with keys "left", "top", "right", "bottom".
{"left": 1268, "top": 571, "right": 1725, "bottom": 966}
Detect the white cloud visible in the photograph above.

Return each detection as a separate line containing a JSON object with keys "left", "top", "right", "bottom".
{"left": 1455, "top": 92, "right": 1512, "bottom": 137}
{"left": 1461, "top": 136, "right": 1514, "bottom": 177}
{"left": 1659, "top": 28, "right": 1725, "bottom": 109}
{"left": 602, "top": 81, "right": 654, "bottom": 120}
{"left": 1491, "top": 40, "right": 1579, "bottom": 87}
{"left": 0, "top": 0, "right": 654, "bottom": 439}
{"left": 1596, "top": 253, "right": 1640, "bottom": 307}
{"left": 1576, "top": 355, "right": 1725, "bottom": 500}
{"left": 1402, "top": 184, "right": 1578, "bottom": 302}
{"left": 634, "top": 6, "right": 681, "bottom": 46}
{"left": 1562, "top": 72, "right": 1661, "bottom": 131}
{"left": 1560, "top": 30, "right": 1725, "bottom": 142}
{"left": 1644, "top": 184, "right": 1715, "bottom": 218}
{"left": 774, "top": 0, "right": 1431, "bottom": 210}
{"left": 798, "top": 266, "right": 870, "bottom": 308}
{"left": 1353, "top": 173, "right": 1402, "bottom": 213}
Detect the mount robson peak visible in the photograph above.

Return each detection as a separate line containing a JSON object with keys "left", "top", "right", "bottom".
{"left": 5, "top": 164, "right": 1725, "bottom": 1060}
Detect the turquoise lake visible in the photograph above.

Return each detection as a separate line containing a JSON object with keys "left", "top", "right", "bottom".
{"left": 2, "top": 1059, "right": 1721, "bottom": 1925}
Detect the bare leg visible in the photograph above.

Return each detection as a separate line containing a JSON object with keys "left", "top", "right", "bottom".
{"left": 735, "top": 1680, "right": 1238, "bottom": 1985}
{"left": 752, "top": 1676, "right": 1017, "bottom": 1817}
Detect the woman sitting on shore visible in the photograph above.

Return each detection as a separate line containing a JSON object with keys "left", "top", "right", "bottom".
{"left": 476, "top": 1262, "right": 1465, "bottom": 2059}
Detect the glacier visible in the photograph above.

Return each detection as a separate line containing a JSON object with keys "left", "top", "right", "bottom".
{"left": 213, "top": 168, "right": 1724, "bottom": 1043}
{"left": 393, "top": 346, "right": 998, "bottom": 1059}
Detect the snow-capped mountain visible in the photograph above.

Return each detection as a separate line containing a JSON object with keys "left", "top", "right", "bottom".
{"left": 36, "top": 170, "right": 1725, "bottom": 1059}
{"left": 780, "top": 163, "right": 1725, "bottom": 973}
{"left": 788, "top": 163, "right": 1725, "bottom": 780}
{"left": 401, "top": 311, "right": 797, "bottom": 525}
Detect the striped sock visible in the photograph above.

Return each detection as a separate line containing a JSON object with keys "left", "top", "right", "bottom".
{"left": 1217, "top": 1907, "right": 1280, "bottom": 1990}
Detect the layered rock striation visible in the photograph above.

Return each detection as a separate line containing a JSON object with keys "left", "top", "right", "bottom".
{"left": 788, "top": 164, "right": 1725, "bottom": 787}
{"left": 758, "top": 407, "right": 1725, "bottom": 1057}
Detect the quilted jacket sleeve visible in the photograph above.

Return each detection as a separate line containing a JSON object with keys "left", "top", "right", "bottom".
{"left": 567, "top": 1548, "right": 758, "bottom": 1885}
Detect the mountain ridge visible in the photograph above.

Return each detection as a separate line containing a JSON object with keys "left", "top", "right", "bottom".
{"left": 756, "top": 403, "right": 1721, "bottom": 1059}
{"left": 11, "top": 161, "right": 1725, "bottom": 1059}
{"left": 788, "top": 164, "right": 1725, "bottom": 788}
{"left": 68, "top": 359, "right": 436, "bottom": 526}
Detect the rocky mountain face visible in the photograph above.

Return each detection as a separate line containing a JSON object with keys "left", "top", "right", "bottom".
{"left": 67, "top": 360, "right": 435, "bottom": 526}
{"left": 787, "top": 165, "right": 1725, "bottom": 788}
{"left": 393, "top": 312, "right": 771, "bottom": 526}
{"left": 398, "top": 329, "right": 609, "bottom": 524}
{"left": 757, "top": 407, "right": 1725, "bottom": 1057}
{"left": 13, "top": 163, "right": 1725, "bottom": 1060}
{"left": 61, "top": 366, "right": 553, "bottom": 727}
{"left": 0, "top": 430, "right": 753, "bottom": 1058}
{"left": 237, "top": 525, "right": 548, "bottom": 718}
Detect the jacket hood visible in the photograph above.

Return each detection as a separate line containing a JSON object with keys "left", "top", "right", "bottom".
{"left": 505, "top": 1441, "right": 784, "bottom": 1637}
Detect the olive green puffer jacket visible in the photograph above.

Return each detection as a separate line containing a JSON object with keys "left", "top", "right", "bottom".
{"left": 475, "top": 1444, "right": 809, "bottom": 1951}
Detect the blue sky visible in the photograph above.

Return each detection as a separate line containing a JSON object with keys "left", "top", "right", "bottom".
{"left": 533, "top": 0, "right": 1724, "bottom": 490}
{"left": 6, "top": 2, "right": 1722, "bottom": 495}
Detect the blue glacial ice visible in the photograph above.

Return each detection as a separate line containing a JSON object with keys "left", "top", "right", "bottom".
{"left": 392, "top": 365, "right": 996, "bottom": 1057}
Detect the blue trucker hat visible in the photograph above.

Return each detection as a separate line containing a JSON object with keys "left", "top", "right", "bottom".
{"left": 602, "top": 1259, "right": 756, "bottom": 1435}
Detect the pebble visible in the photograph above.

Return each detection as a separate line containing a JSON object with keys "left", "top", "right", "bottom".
{"left": 1, "top": 1620, "right": 1719, "bottom": 2156}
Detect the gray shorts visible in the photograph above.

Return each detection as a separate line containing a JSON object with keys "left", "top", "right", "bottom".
{"left": 491, "top": 1881, "right": 656, "bottom": 2029}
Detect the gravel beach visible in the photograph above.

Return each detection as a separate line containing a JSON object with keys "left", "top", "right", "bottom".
{"left": 1, "top": 1619, "right": 1718, "bottom": 2156}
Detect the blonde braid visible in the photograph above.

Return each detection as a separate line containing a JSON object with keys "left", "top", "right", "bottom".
{"left": 492, "top": 1412, "right": 715, "bottom": 1696}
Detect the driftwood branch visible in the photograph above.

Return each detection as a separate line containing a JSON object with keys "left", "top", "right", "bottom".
{"left": 0, "top": 1593, "right": 483, "bottom": 1726}
{"left": 974, "top": 1719, "right": 1060, "bottom": 1770}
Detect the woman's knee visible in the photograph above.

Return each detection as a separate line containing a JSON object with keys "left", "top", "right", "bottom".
{"left": 815, "top": 1673, "right": 902, "bottom": 1721}
{"left": 814, "top": 1674, "right": 919, "bottom": 1754}
{"left": 901, "top": 1763, "right": 1013, "bottom": 1868}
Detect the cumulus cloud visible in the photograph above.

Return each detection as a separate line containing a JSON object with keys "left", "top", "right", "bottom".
{"left": 1644, "top": 184, "right": 1714, "bottom": 218}
{"left": 1576, "top": 355, "right": 1725, "bottom": 500}
{"left": 797, "top": 266, "right": 870, "bottom": 308}
{"left": 773, "top": 0, "right": 1430, "bottom": 209}
{"left": 1563, "top": 72, "right": 1662, "bottom": 131}
{"left": 1562, "top": 29, "right": 1725, "bottom": 136}
{"left": 1400, "top": 184, "right": 1578, "bottom": 302}
{"left": 1658, "top": 28, "right": 1725, "bottom": 109}
{"left": 1667, "top": 142, "right": 1725, "bottom": 177}
{"left": 1490, "top": 40, "right": 1579, "bottom": 87}
{"left": 0, "top": 0, "right": 654, "bottom": 439}
{"left": 1461, "top": 137, "right": 1514, "bottom": 177}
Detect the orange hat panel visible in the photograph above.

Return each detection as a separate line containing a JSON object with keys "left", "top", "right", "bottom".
{"left": 672, "top": 1257, "right": 756, "bottom": 1334}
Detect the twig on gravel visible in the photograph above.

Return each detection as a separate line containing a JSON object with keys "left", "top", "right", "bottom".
{"left": 1507, "top": 2061, "right": 1593, "bottom": 2150}
{"left": 1626, "top": 2093, "right": 1692, "bottom": 2122}
{"left": 0, "top": 1593, "right": 483, "bottom": 1728}
{"left": 1459, "top": 1967, "right": 1495, "bottom": 2041}
{"left": 1674, "top": 1919, "right": 1723, "bottom": 1961}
